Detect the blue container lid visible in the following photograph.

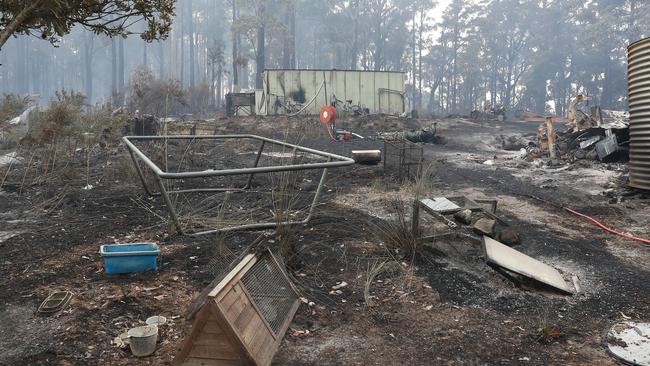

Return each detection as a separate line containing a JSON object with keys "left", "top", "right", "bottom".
{"left": 100, "top": 243, "right": 160, "bottom": 257}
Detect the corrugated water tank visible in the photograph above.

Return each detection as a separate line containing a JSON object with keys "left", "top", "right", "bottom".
{"left": 628, "top": 37, "right": 650, "bottom": 190}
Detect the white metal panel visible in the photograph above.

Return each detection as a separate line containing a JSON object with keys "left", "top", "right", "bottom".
{"left": 262, "top": 70, "right": 404, "bottom": 115}
{"left": 359, "top": 72, "right": 376, "bottom": 112}
{"left": 377, "top": 72, "right": 389, "bottom": 114}
{"left": 389, "top": 72, "right": 405, "bottom": 114}
{"left": 483, "top": 236, "right": 572, "bottom": 293}
{"left": 320, "top": 70, "right": 332, "bottom": 113}
{"left": 255, "top": 89, "right": 265, "bottom": 115}
{"left": 334, "top": 71, "right": 346, "bottom": 104}
{"left": 306, "top": 70, "right": 321, "bottom": 114}
{"left": 292, "top": 70, "right": 309, "bottom": 115}
{"left": 290, "top": 70, "right": 301, "bottom": 104}
{"left": 346, "top": 71, "right": 361, "bottom": 109}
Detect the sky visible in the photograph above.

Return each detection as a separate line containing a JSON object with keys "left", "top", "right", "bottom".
{"left": 432, "top": 0, "right": 452, "bottom": 23}
{"left": 432, "top": 0, "right": 451, "bottom": 20}
{"left": 428, "top": 0, "right": 452, "bottom": 38}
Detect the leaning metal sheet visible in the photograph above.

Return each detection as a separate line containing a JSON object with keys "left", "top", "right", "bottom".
{"left": 483, "top": 236, "right": 573, "bottom": 293}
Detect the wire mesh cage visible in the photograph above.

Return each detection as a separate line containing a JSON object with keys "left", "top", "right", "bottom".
{"left": 173, "top": 250, "right": 300, "bottom": 366}
{"left": 383, "top": 139, "right": 423, "bottom": 180}
{"left": 240, "top": 254, "right": 298, "bottom": 334}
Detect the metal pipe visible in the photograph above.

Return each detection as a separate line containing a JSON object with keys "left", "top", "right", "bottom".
{"left": 122, "top": 135, "right": 354, "bottom": 179}
{"left": 124, "top": 134, "right": 353, "bottom": 160}
{"left": 127, "top": 146, "right": 158, "bottom": 196}
{"left": 122, "top": 134, "right": 354, "bottom": 236}
{"left": 165, "top": 188, "right": 246, "bottom": 195}
{"left": 154, "top": 173, "right": 184, "bottom": 235}
{"left": 245, "top": 140, "right": 265, "bottom": 189}
{"left": 303, "top": 159, "right": 330, "bottom": 223}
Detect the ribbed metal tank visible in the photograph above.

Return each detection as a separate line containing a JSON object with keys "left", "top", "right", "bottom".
{"left": 628, "top": 38, "right": 650, "bottom": 190}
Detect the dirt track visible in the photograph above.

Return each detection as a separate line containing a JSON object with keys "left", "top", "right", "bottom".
{"left": 1, "top": 116, "right": 648, "bottom": 365}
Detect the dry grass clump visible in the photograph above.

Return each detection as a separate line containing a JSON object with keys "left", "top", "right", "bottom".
{"left": 1, "top": 90, "right": 128, "bottom": 196}
{"left": 370, "top": 198, "right": 421, "bottom": 261}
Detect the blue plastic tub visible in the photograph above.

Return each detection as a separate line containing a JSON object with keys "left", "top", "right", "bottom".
{"left": 100, "top": 243, "right": 160, "bottom": 275}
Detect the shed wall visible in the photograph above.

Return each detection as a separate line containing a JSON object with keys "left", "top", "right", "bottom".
{"left": 262, "top": 70, "right": 405, "bottom": 116}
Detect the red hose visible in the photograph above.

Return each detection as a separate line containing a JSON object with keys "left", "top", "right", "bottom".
{"left": 564, "top": 207, "right": 650, "bottom": 245}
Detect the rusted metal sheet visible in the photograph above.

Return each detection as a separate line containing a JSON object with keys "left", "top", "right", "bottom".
{"left": 628, "top": 37, "right": 650, "bottom": 190}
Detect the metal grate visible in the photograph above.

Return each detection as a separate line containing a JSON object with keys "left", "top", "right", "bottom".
{"left": 383, "top": 139, "right": 423, "bottom": 180}
{"left": 240, "top": 253, "right": 298, "bottom": 334}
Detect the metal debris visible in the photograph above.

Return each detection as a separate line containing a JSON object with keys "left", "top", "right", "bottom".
{"left": 420, "top": 197, "right": 461, "bottom": 214}
{"left": 38, "top": 291, "right": 73, "bottom": 315}
{"left": 483, "top": 236, "right": 572, "bottom": 294}
{"left": 606, "top": 321, "right": 650, "bottom": 366}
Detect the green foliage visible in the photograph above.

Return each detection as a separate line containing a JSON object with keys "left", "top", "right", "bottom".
{"left": 0, "top": 0, "right": 175, "bottom": 48}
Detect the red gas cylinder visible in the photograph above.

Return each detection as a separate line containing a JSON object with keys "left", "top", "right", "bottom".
{"left": 320, "top": 105, "right": 337, "bottom": 127}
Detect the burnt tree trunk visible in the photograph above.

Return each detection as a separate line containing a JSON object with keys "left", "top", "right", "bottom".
{"left": 255, "top": 1, "right": 266, "bottom": 89}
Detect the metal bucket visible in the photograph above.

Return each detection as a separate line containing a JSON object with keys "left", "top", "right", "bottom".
{"left": 628, "top": 37, "right": 650, "bottom": 190}
{"left": 127, "top": 325, "right": 158, "bottom": 357}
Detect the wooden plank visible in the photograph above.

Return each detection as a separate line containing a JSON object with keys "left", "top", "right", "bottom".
{"left": 233, "top": 302, "right": 257, "bottom": 335}
{"left": 223, "top": 287, "right": 249, "bottom": 323}
{"left": 182, "top": 357, "right": 245, "bottom": 366}
{"left": 250, "top": 326, "right": 274, "bottom": 362}
{"left": 202, "top": 319, "right": 225, "bottom": 335}
{"left": 213, "top": 301, "right": 257, "bottom": 365}
{"left": 208, "top": 254, "right": 257, "bottom": 298}
{"left": 188, "top": 344, "right": 241, "bottom": 360}
{"left": 216, "top": 259, "right": 258, "bottom": 302}
{"left": 240, "top": 313, "right": 264, "bottom": 346}
{"left": 192, "top": 332, "right": 232, "bottom": 346}
{"left": 218, "top": 285, "right": 243, "bottom": 314}
{"left": 255, "top": 300, "right": 300, "bottom": 366}
{"left": 258, "top": 327, "right": 283, "bottom": 366}
{"left": 173, "top": 302, "right": 219, "bottom": 365}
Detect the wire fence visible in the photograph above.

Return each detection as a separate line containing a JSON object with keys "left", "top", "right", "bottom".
{"left": 383, "top": 139, "right": 423, "bottom": 180}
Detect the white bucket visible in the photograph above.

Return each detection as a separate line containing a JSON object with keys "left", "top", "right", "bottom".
{"left": 127, "top": 325, "right": 158, "bottom": 357}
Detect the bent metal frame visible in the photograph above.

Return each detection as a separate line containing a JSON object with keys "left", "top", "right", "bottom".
{"left": 123, "top": 135, "right": 355, "bottom": 236}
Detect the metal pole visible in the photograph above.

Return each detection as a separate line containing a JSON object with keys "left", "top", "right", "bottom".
{"left": 244, "top": 140, "right": 265, "bottom": 188}
{"left": 154, "top": 174, "right": 183, "bottom": 235}
{"left": 303, "top": 159, "right": 331, "bottom": 223}
{"left": 127, "top": 147, "right": 158, "bottom": 196}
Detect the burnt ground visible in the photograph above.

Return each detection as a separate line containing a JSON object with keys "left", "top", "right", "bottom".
{"left": 1, "top": 115, "right": 649, "bottom": 365}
